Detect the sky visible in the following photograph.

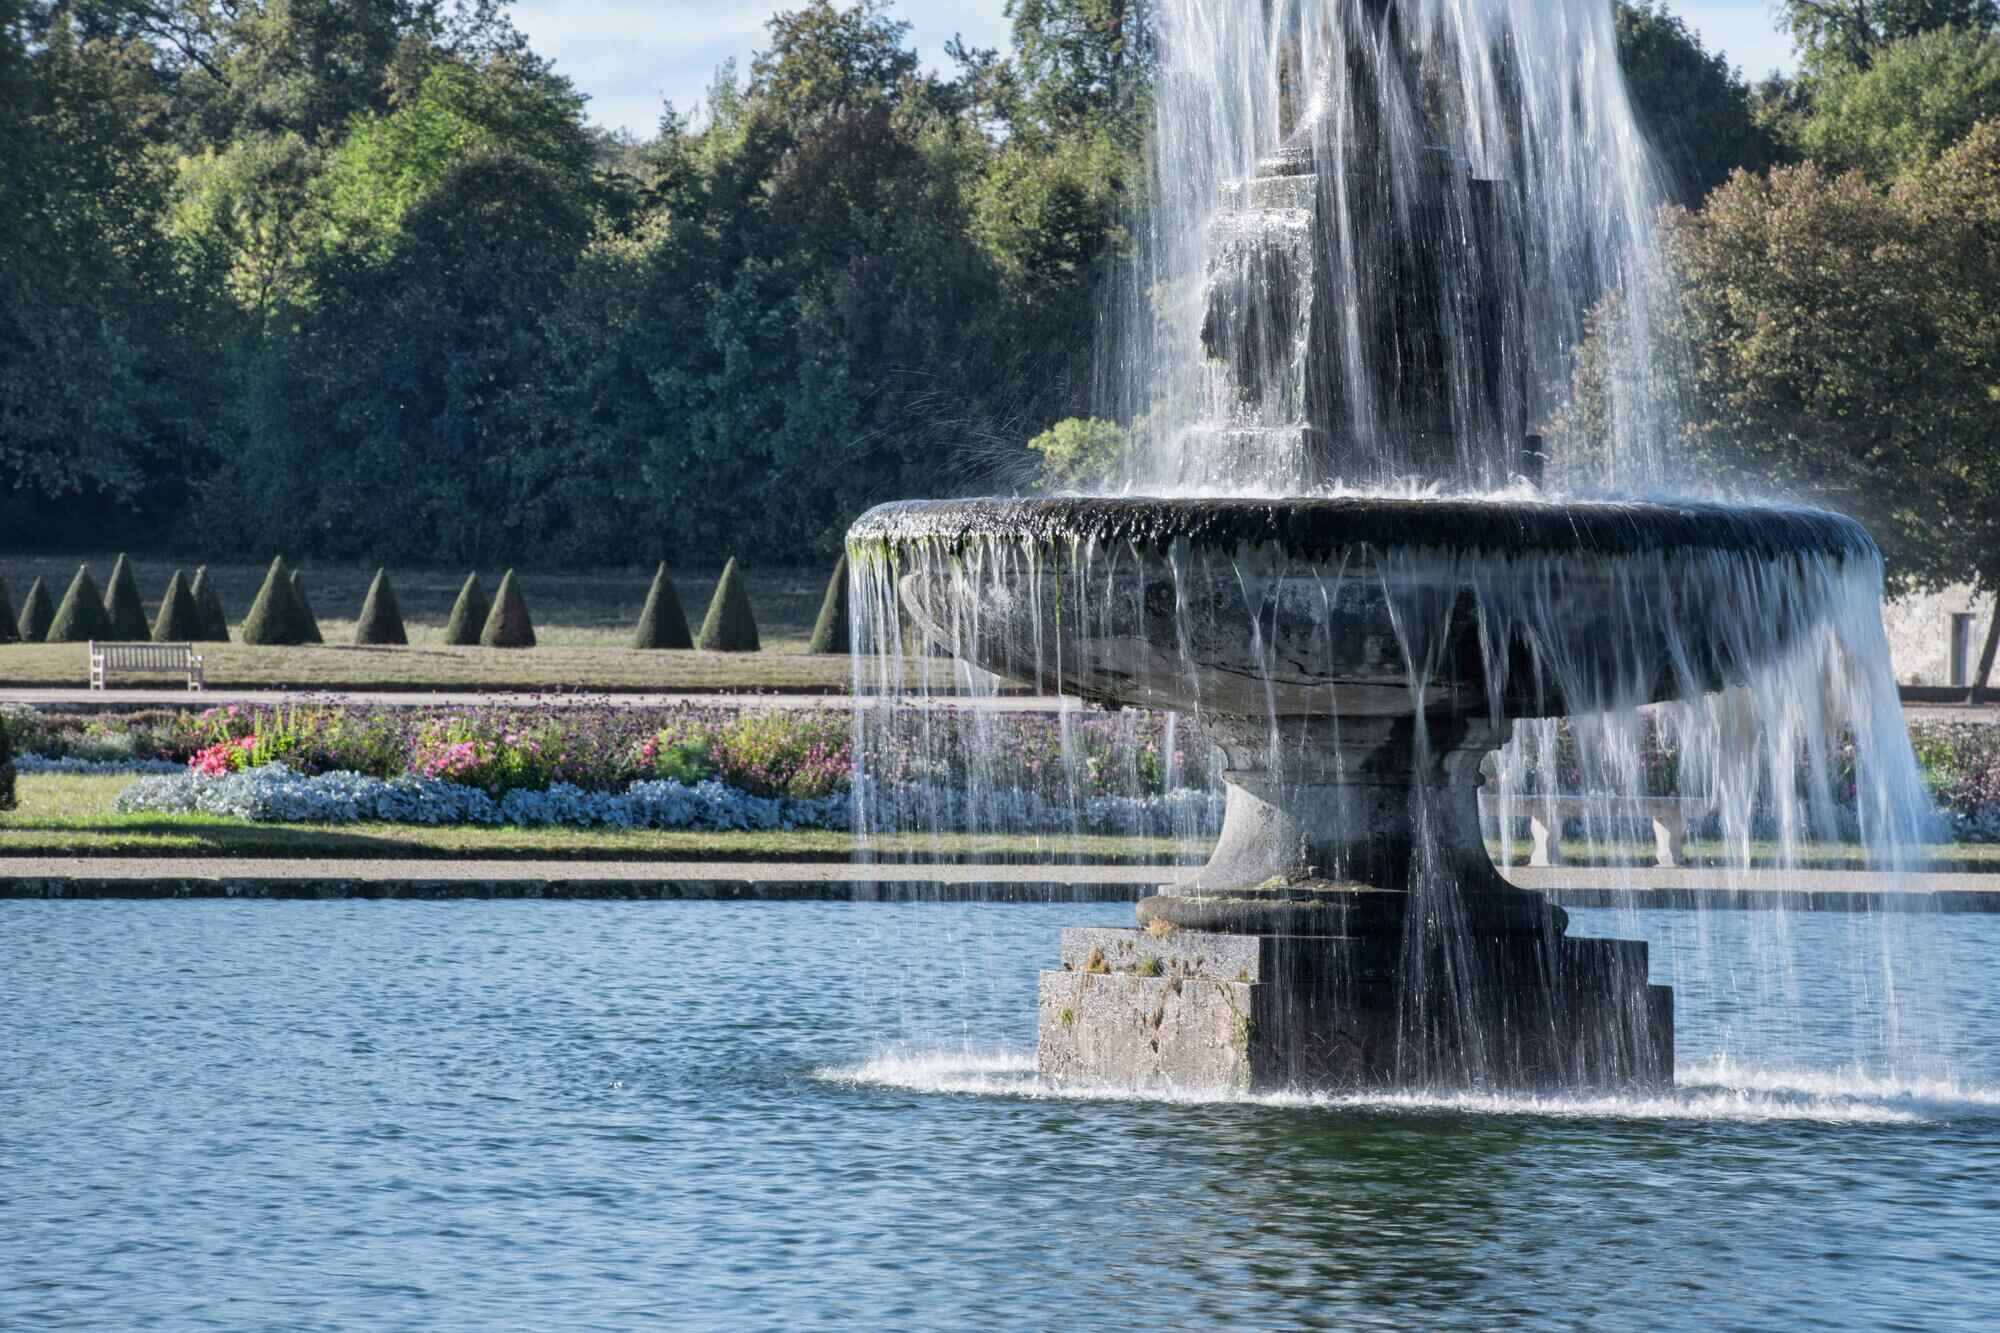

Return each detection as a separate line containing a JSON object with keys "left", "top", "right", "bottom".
{"left": 511, "top": 1, "right": 1799, "bottom": 140}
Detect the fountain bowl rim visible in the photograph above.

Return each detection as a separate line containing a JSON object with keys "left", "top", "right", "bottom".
{"left": 846, "top": 494, "right": 1878, "bottom": 566}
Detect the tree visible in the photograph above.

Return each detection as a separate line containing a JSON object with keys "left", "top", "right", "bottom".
{"left": 1616, "top": 1, "right": 1775, "bottom": 205}
{"left": 151, "top": 569, "right": 203, "bottom": 641}
{"left": 1781, "top": 1, "right": 1998, "bottom": 69}
{"left": 633, "top": 562, "right": 693, "bottom": 650}
{"left": 807, "top": 554, "right": 850, "bottom": 654}
{"left": 698, "top": 558, "right": 761, "bottom": 652}
{"left": 1793, "top": 27, "right": 2000, "bottom": 177}
{"left": 354, "top": 567, "right": 408, "bottom": 644}
{"left": 443, "top": 572, "right": 488, "bottom": 644}
{"left": 1658, "top": 124, "right": 2000, "bottom": 697}
{"left": 239, "top": 555, "right": 313, "bottom": 644}
{"left": 479, "top": 568, "right": 535, "bottom": 647}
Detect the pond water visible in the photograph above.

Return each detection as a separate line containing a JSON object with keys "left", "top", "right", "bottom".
{"left": 4, "top": 901, "right": 1997, "bottom": 1330}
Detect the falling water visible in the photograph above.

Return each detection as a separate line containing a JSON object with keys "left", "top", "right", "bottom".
{"left": 847, "top": 0, "right": 1959, "bottom": 1094}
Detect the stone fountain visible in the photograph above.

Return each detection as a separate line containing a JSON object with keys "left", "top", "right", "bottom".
{"left": 847, "top": 1, "right": 1884, "bottom": 1094}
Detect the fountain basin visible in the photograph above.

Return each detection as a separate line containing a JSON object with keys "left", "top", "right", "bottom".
{"left": 850, "top": 494, "right": 1879, "bottom": 720}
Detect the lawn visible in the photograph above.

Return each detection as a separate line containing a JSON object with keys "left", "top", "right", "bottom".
{"left": 0, "top": 553, "right": 976, "bottom": 692}
{"left": 0, "top": 775, "right": 1193, "bottom": 865}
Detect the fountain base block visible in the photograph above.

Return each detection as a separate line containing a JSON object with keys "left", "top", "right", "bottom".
{"left": 1037, "top": 926, "right": 1673, "bottom": 1094}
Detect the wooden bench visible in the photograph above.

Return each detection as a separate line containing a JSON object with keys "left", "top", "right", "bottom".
{"left": 89, "top": 641, "right": 205, "bottom": 692}
{"left": 1479, "top": 793, "right": 1706, "bottom": 868}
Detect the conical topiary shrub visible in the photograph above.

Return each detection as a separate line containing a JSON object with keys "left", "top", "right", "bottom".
{"left": 444, "top": 573, "right": 489, "bottom": 646}
{"left": 189, "top": 566, "right": 231, "bottom": 642}
{"left": 0, "top": 577, "right": 18, "bottom": 645}
{"left": 697, "top": 557, "right": 761, "bottom": 653}
{"left": 104, "top": 553, "right": 150, "bottom": 641}
{"left": 17, "top": 577, "right": 53, "bottom": 642}
{"left": 480, "top": 569, "right": 536, "bottom": 648}
{"left": 289, "top": 570, "right": 323, "bottom": 644}
{"left": 151, "top": 570, "right": 203, "bottom": 642}
{"left": 240, "top": 556, "right": 313, "bottom": 646}
{"left": 0, "top": 708, "right": 14, "bottom": 811}
{"left": 633, "top": 562, "right": 694, "bottom": 650}
{"left": 807, "top": 555, "right": 851, "bottom": 654}
{"left": 354, "top": 568, "right": 408, "bottom": 645}
{"left": 47, "top": 566, "right": 113, "bottom": 642}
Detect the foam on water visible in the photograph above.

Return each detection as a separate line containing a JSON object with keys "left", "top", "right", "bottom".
{"left": 823, "top": 1046, "right": 2000, "bottom": 1125}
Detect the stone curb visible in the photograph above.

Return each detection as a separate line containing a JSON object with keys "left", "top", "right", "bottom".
{"left": 6, "top": 876, "right": 2000, "bottom": 910}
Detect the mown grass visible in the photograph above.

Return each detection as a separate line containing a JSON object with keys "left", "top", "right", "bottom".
{"left": 0, "top": 554, "right": 931, "bottom": 691}
{"left": 0, "top": 775, "right": 1191, "bottom": 864}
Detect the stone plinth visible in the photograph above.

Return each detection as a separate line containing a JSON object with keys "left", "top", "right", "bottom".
{"left": 1037, "top": 926, "right": 1673, "bottom": 1094}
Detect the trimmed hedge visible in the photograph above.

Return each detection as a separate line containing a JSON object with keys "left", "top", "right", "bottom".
{"left": 104, "top": 553, "right": 150, "bottom": 641}
{"left": 480, "top": 569, "right": 536, "bottom": 648}
{"left": 189, "top": 566, "right": 231, "bottom": 641}
{"left": 151, "top": 570, "right": 203, "bottom": 642}
{"left": 240, "top": 557, "right": 314, "bottom": 646}
{"left": 0, "top": 710, "right": 14, "bottom": 811}
{"left": 47, "top": 565, "right": 113, "bottom": 642}
{"left": 807, "top": 554, "right": 851, "bottom": 654}
{"left": 444, "top": 573, "right": 489, "bottom": 646}
{"left": 290, "top": 570, "right": 324, "bottom": 644}
{"left": 354, "top": 568, "right": 408, "bottom": 645}
{"left": 633, "top": 562, "right": 693, "bottom": 650}
{"left": 16, "top": 577, "right": 53, "bottom": 642}
{"left": 0, "top": 577, "right": 18, "bottom": 645}
{"left": 697, "top": 557, "right": 761, "bottom": 653}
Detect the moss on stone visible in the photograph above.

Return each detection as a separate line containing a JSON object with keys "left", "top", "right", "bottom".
{"left": 353, "top": 568, "right": 409, "bottom": 645}
{"left": 697, "top": 557, "right": 761, "bottom": 653}
{"left": 443, "top": 573, "right": 489, "bottom": 646}
{"left": 104, "top": 554, "right": 151, "bottom": 641}
{"left": 633, "top": 562, "right": 693, "bottom": 650}
{"left": 480, "top": 569, "right": 536, "bottom": 648}
{"left": 150, "top": 570, "right": 203, "bottom": 642}
{"left": 47, "top": 566, "right": 113, "bottom": 642}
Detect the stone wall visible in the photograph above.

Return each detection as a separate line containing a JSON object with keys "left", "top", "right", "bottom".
{"left": 1883, "top": 586, "right": 1995, "bottom": 686}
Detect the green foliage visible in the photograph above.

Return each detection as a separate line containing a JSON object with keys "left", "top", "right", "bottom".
{"left": 698, "top": 558, "right": 762, "bottom": 653}
{"left": 354, "top": 568, "right": 408, "bottom": 645}
{"left": 290, "top": 570, "right": 324, "bottom": 644}
{"left": 189, "top": 565, "right": 231, "bottom": 641}
{"left": 1780, "top": 0, "right": 1998, "bottom": 70}
{"left": 1793, "top": 28, "right": 2000, "bottom": 177}
{"left": 239, "top": 556, "right": 313, "bottom": 645}
{"left": 1028, "top": 417, "right": 1127, "bottom": 488}
{"left": 1616, "top": 2, "right": 1775, "bottom": 204}
{"left": 443, "top": 572, "right": 489, "bottom": 645}
{"left": 16, "top": 576, "right": 53, "bottom": 642}
{"left": 47, "top": 565, "right": 112, "bottom": 642}
{"left": 151, "top": 570, "right": 203, "bottom": 641}
{"left": 807, "top": 555, "right": 851, "bottom": 654}
{"left": 480, "top": 568, "right": 536, "bottom": 648}
{"left": 0, "top": 576, "right": 17, "bottom": 645}
{"left": 104, "top": 553, "right": 149, "bottom": 640}
{"left": 1654, "top": 122, "right": 2000, "bottom": 597}
{"left": 0, "top": 707, "right": 14, "bottom": 811}
{"left": 633, "top": 562, "right": 693, "bottom": 650}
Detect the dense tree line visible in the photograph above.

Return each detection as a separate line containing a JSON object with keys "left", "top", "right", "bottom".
{"left": 4, "top": 0, "right": 1996, "bottom": 605}
{"left": 1, "top": 0, "right": 1149, "bottom": 562}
